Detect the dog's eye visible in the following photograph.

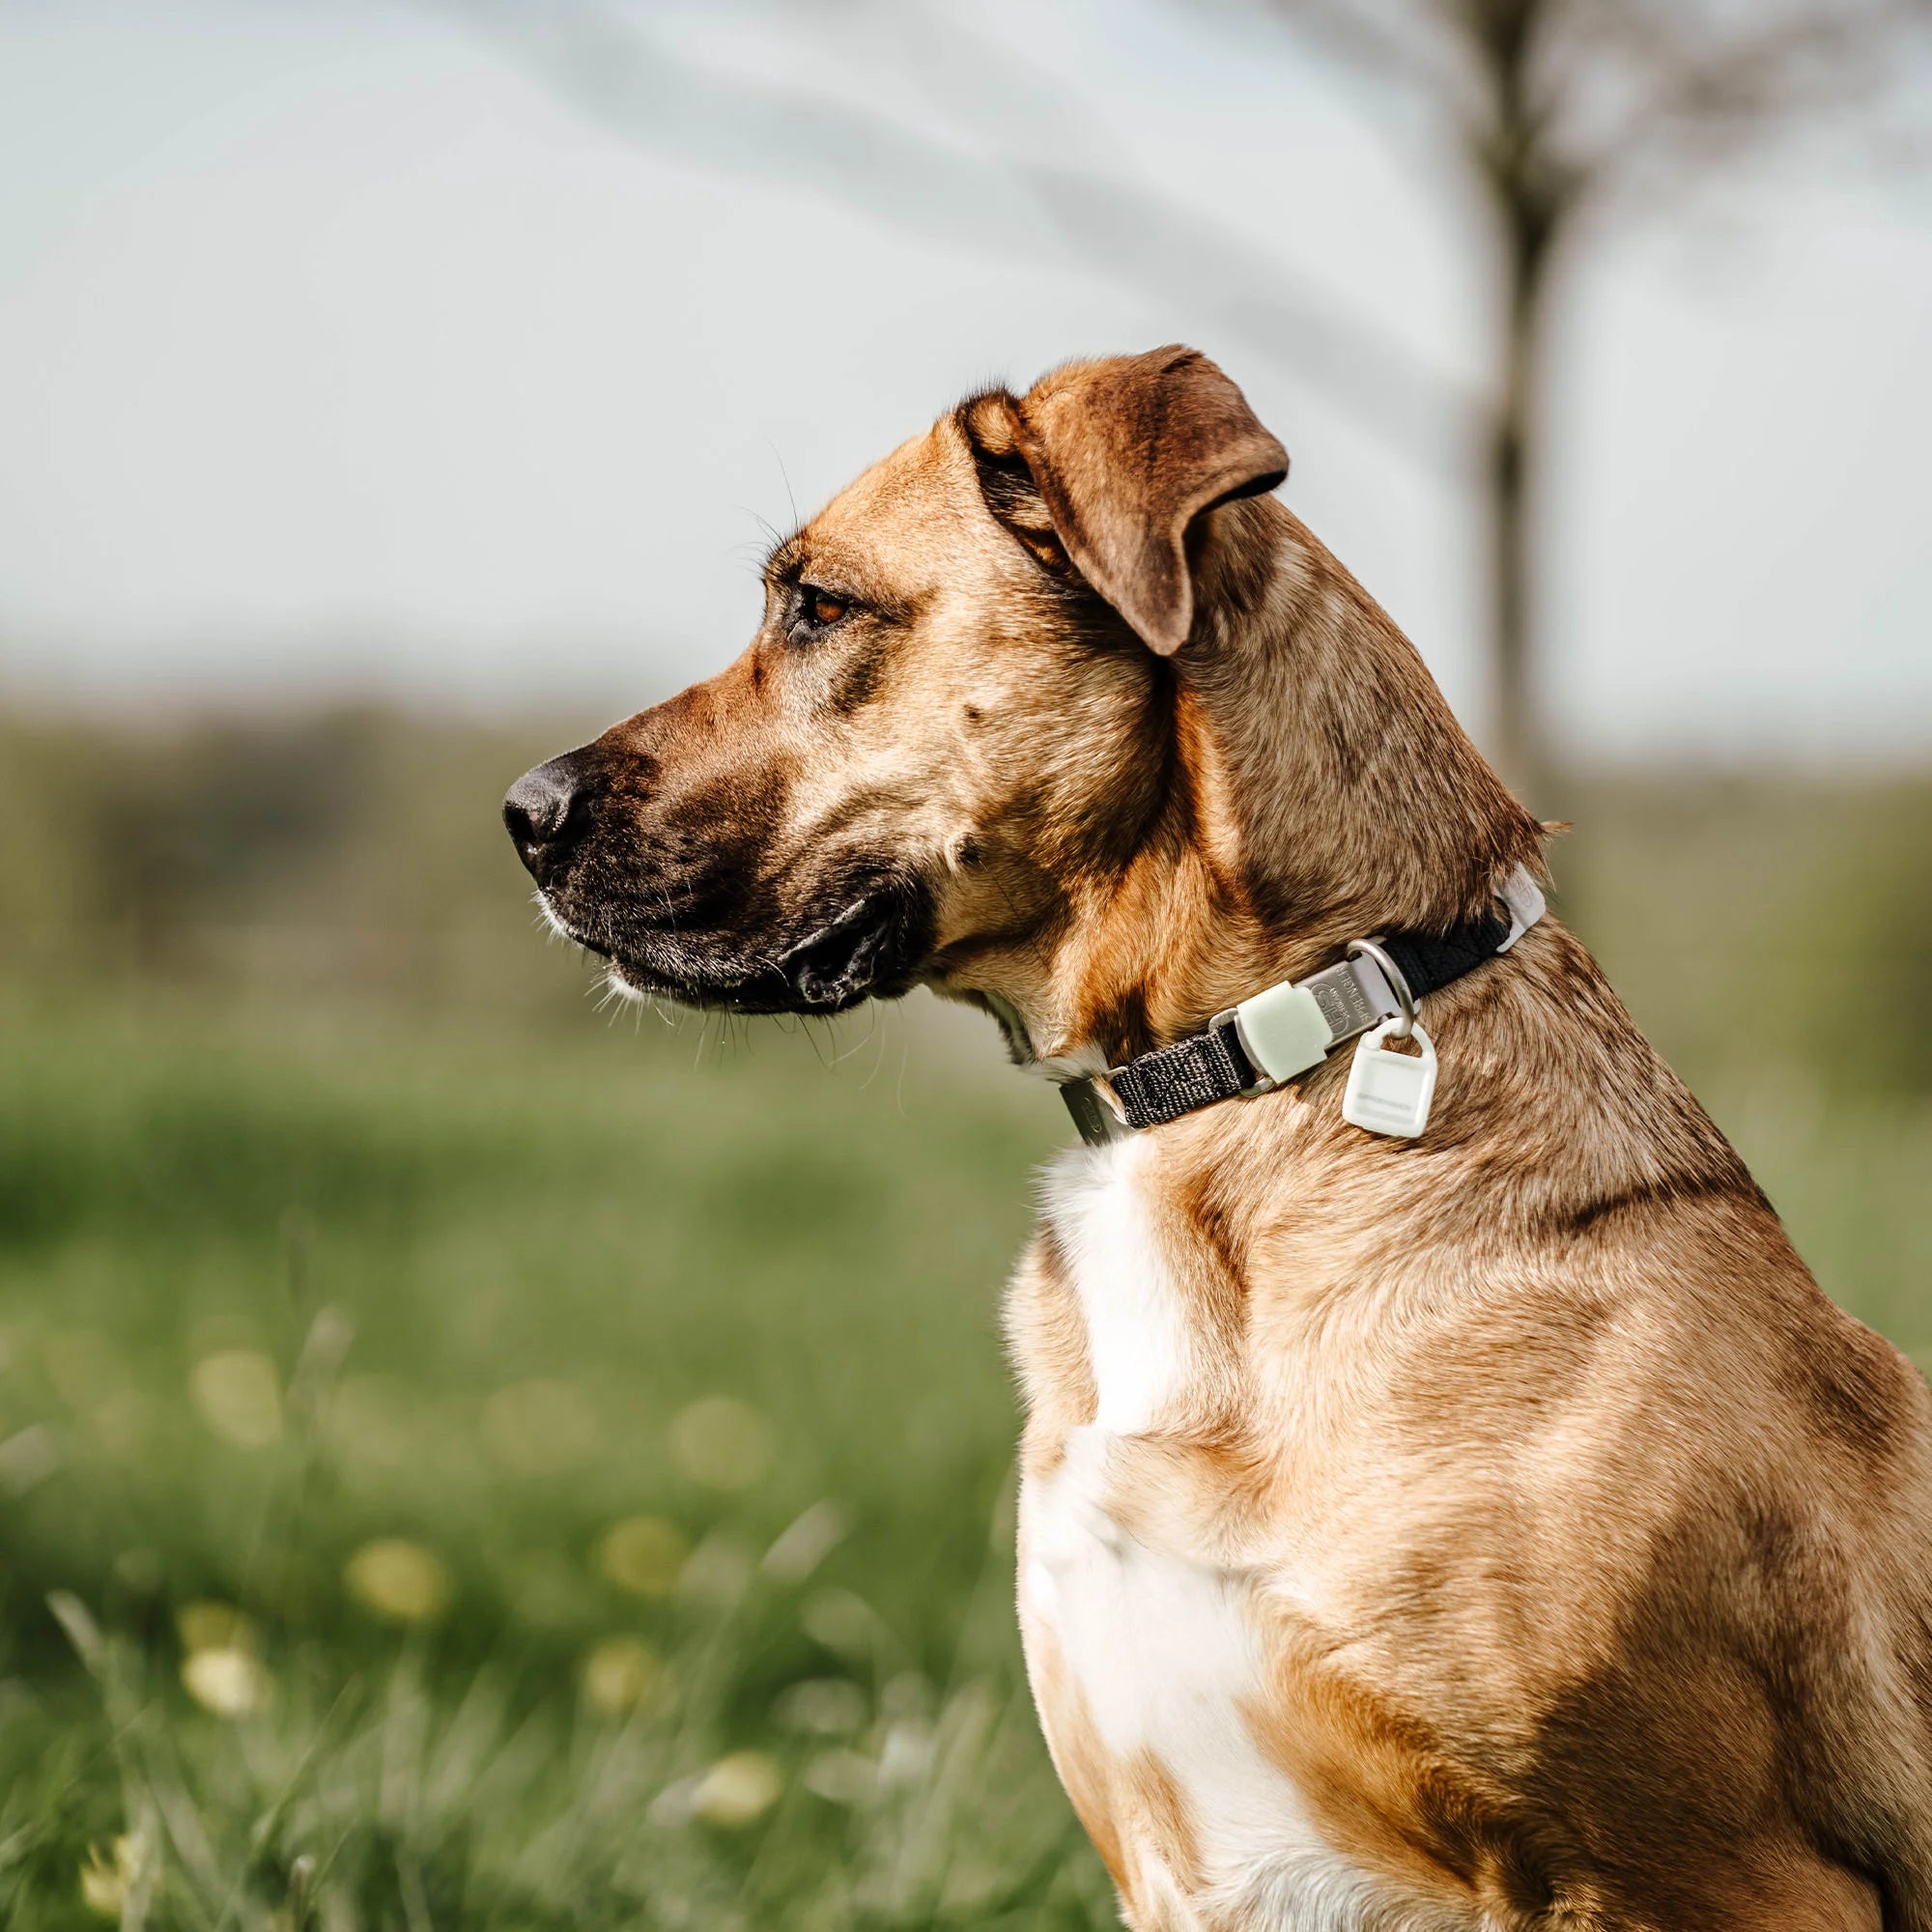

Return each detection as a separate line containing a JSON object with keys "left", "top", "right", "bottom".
{"left": 797, "top": 585, "right": 851, "bottom": 632}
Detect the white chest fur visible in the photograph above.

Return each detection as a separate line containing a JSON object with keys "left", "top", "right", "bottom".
{"left": 1038, "top": 1138, "right": 1194, "bottom": 1434}
{"left": 1018, "top": 1141, "right": 1454, "bottom": 1931}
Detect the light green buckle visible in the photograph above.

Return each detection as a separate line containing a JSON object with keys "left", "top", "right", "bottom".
{"left": 1220, "top": 980, "right": 1330, "bottom": 1092}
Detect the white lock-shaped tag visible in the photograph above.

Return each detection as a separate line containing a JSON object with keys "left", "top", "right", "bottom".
{"left": 1342, "top": 1019, "right": 1436, "bottom": 1139}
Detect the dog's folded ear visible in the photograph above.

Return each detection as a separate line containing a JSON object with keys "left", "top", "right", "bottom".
{"left": 961, "top": 347, "right": 1288, "bottom": 656}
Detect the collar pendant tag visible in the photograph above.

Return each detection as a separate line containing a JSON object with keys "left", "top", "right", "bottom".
{"left": 1342, "top": 1019, "right": 1437, "bottom": 1139}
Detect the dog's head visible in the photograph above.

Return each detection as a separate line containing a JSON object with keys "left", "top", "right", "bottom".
{"left": 504, "top": 347, "right": 1288, "bottom": 1034}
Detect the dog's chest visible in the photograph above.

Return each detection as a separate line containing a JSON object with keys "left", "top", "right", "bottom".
{"left": 1015, "top": 1143, "right": 1427, "bottom": 1929}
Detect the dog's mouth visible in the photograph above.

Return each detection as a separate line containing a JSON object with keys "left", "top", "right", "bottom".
{"left": 543, "top": 877, "right": 934, "bottom": 1017}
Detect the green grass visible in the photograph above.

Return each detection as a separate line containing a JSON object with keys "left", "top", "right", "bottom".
{"left": 0, "top": 987, "right": 1111, "bottom": 1930}
{"left": 1, "top": 980, "right": 1929, "bottom": 1930}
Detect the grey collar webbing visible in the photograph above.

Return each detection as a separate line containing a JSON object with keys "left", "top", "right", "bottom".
{"left": 1060, "top": 867, "right": 1545, "bottom": 1148}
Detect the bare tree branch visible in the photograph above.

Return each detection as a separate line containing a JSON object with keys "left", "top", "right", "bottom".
{"left": 452, "top": 0, "right": 1479, "bottom": 468}
{"left": 1557, "top": 2, "right": 1918, "bottom": 193}
{"left": 1247, "top": 0, "right": 1927, "bottom": 796}
{"left": 1258, "top": 0, "right": 1486, "bottom": 113}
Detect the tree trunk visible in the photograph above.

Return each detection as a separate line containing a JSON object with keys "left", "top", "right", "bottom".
{"left": 1486, "top": 168, "right": 1558, "bottom": 813}
{"left": 1474, "top": 0, "right": 1560, "bottom": 815}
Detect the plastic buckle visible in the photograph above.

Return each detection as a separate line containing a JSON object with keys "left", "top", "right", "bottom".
{"left": 1218, "top": 979, "right": 1331, "bottom": 1094}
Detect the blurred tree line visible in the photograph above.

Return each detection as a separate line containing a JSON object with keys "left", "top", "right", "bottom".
{"left": 2, "top": 706, "right": 1929, "bottom": 1097}
{"left": 0, "top": 708, "right": 592, "bottom": 1013}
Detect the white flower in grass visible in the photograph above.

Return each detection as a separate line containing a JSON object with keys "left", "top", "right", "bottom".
{"left": 878, "top": 1719, "right": 935, "bottom": 1790}
{"left": 182, "top": 1645, "right": 273, "bottom": 1718}
{"left": 692, "top": 1750, "right": 783, "bottom": 1828}
{"left": 580, "top": 1635, "right": 664, "bottom": 1716}
{"left": 668, "top": 1396, "right": 771, "bottom": 1491}
{"left": 772, "top": 1677, "right": 868, "bottom": 1737}
{"left": 344, "top": 1538, "right": 452, "bottom": 1625}
{"left": 189, "top": 1350, "right": 284, "bottom": 1449}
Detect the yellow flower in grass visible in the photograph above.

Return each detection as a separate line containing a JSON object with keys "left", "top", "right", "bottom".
{"left": 668, "top": 1396, "right": 771, "bottom": 1491}
{"left": 599, "top": 1515, "right": 689, "bottom": 1597}
{"left": 344, "top": 1538, "right": 451, "bottom": 1625}
{"left": 189, "top": 1349, "right": 284, "bottom": 1449}
{"left": 79, "top": 1833, "right": 152, "bottom": 1918}
{"left": 692, "top": 1750, "right": 782, "bottom": 1828}
{"left": 78, "top": 1844, "right": 123, "bottom": 1918}
{"left": 176, "top": 1599, "right": 256, "bottom": 1656}
{"left": 182, "top": 1646, "right": 273, "bottom": 1718}
{"left": 176, "top": 1597, "right": 271, "bottom": 1717}
{"left": 580, "top": 1635, "right": 663, "bottom": 1716}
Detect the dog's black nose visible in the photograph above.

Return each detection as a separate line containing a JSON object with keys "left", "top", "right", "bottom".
{"left": 503, "top": 756, "right": 587, "bottom": 881}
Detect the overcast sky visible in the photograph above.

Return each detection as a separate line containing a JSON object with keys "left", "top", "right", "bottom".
{"left": 1, "top": 0, "right": 1929, "bottom": 765}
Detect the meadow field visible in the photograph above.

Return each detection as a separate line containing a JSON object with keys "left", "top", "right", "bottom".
{"left": 0, "top": 986, "right": 1123, "bottom": 1930}
{"left": 1, "top": 712, "right": 1929, "bottom": 1929}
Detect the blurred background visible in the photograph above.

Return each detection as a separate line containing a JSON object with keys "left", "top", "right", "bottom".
{"left": 2, "top": 2, "right": 1929, "bottom": 1926}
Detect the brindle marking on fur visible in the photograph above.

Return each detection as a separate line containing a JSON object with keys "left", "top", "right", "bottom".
{"left": 1558, "top": 1171, "right": 1754, "bottom": 1235}
{"left": 1778, "top": 1313, "right": 1923, "bottom": 1464}
{"left": 1172, "top": 1164, "right": 1248, "bottom": 1293}
{"left": 820, "top": 637, "right": 887, "bottom": 716}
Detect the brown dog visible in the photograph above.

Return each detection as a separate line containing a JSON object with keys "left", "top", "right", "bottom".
{"left": 505, "top": 348, "right": 1932, "bottom": 1930}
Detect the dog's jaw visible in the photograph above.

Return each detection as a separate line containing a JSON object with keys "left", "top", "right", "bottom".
{"left": 772, "top": 888, "right": 931, "bottom": 1011}
{"left": 540, "top": 877, "right": 933, "bottom": 1018}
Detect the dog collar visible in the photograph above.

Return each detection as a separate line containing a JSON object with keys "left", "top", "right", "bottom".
{"left": 1060, "top": 867, "right": 1545, "bottom": 1148}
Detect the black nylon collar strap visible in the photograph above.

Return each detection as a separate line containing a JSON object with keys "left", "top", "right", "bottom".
{"left": 1060, "top": 871, "right": 1540, "bottom": 1145}
{"left": 1378, "top": 904, "right": 1509, "bottom": 1004}
{"left": 1110, "top": 1020, "right": 1257, "bottom": 1130}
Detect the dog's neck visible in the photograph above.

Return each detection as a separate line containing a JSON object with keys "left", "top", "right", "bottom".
{"left": 963, "top": 501, "right": 1545, "bottom": 1074}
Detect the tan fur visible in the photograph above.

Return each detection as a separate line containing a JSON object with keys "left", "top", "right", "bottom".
{"left": 511, "top": 349, "right": 1932, "bottom": 1930}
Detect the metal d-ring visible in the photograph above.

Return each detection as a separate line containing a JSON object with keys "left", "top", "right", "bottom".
{"left": 1347, "top": 938, "right": 1417, "bottom": 1039}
